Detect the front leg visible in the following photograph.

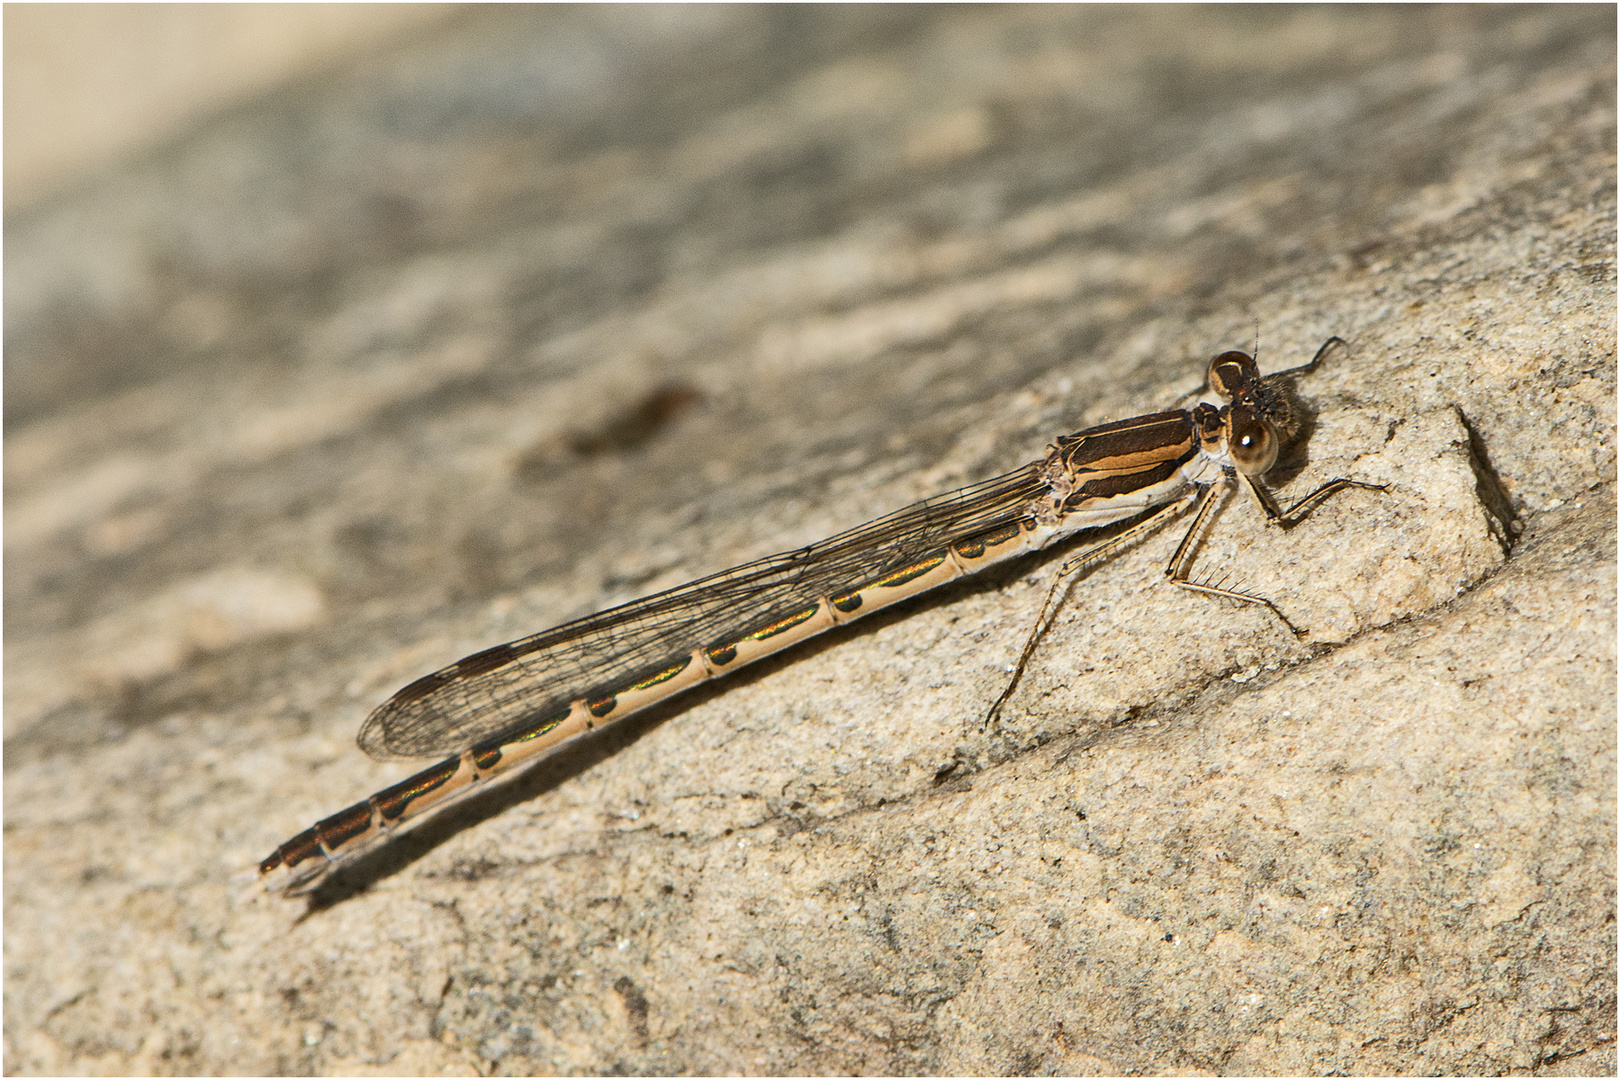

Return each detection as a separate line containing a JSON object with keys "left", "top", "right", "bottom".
{"left": 1242, "top": 472, "right": 1387, "bottom": 528}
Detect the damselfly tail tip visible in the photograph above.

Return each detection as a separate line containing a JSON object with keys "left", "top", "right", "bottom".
{"left": 232, "top": 866, "right": 273, "bottom": 905}
{"left": 247, "top": 848, "right": 328, "bottom": 900}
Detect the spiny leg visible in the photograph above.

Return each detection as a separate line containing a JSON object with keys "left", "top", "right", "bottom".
{"left": 1161, "top": 481, "right": 1303, "bottom": 636}
{"left": 1173, "top": 472, "right": 1387, "bottom": 635}
{"left": 983, "top": 493, "right": 1198, "bottom": 729}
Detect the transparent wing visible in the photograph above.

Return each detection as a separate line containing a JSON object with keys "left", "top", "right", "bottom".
{"left": 359, "top": 461, "right": 1050, "bottom": 759}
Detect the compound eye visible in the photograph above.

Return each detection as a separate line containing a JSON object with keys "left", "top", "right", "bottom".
{"left": 1228, "top": 409, "right": 1279, "bottom": 475}
{"left": 1208, "top": 351, "right": 1257, "bottom": 399}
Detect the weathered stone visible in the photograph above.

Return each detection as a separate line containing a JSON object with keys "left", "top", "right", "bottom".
{"left": 5, "top": 7, "right": 1613, "bottom": 1074}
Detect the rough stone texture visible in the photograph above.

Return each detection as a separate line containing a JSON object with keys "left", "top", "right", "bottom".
{"left": 5, "top": 7, "right": 1613, "bottom": 1075}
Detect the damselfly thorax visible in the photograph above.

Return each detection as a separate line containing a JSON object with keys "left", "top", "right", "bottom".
{"left": 257, "top": 338, "right": 1383, "bottom": 896}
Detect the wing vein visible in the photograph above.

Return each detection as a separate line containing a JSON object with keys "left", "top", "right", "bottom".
{"left": 359, "top": 461, "right": 1049, "bottom": 759}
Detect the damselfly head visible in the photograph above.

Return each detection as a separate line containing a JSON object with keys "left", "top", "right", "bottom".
{"left": 1207, "top": 350, "right": 1298, "bottom": 475}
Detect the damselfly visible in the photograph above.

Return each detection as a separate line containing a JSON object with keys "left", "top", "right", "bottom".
{"left": 258, "top": 338, "right": 1383, "bottom": 895}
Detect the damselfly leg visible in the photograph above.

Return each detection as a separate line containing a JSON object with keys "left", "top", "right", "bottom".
{"left": 984, "top": 338, "right": 1385, "bottom": 728}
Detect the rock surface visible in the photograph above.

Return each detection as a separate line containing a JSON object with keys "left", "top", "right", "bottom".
{"left": 5, "top": 7, "right": 1614, "bottom": 1074}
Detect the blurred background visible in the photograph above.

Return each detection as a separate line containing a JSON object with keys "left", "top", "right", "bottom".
{"left": 5, "top": 5, "right": 458, "bottom": 211}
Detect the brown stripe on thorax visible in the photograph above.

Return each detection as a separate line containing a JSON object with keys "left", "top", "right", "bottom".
{"left": 1056, "top": 410, "right": 1195, "bottom": 476}
{"left": 1072, "top": 455, "right": 1187, "bottom": 500}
